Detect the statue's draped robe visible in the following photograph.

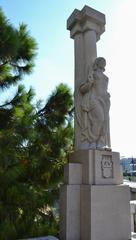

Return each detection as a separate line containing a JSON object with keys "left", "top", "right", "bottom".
{"left": 75, "top": 66, "right": 111, "bottom": 149}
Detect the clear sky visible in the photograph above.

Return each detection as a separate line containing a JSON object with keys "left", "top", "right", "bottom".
{"left": 0, "top": 0, "right": 136, "bottom": 157}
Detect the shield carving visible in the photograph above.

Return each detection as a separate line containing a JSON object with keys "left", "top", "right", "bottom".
{"left": 101, "top": 155, "right": 113, "bottom": 178}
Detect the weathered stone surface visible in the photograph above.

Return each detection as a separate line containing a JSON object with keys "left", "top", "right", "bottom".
{"left": 67, "top": 5, "right": 105, "bottom": 39}
{"left": 60, "top": 185, "right": 80, "bottom": 240}
{"left": 64, "top": 163, "right": 82, "bottom": 184}
{"left": 81, "top": 185, "right": 131, "bottom": 240}
{"left": 75, "top": 57, "right": 111, "bottom": 150}
{"left": 60, "top": 4, "right": 131, "bottom": 240}
{"left": 70, "top": 149, "right": 123, "bottom": 185}
{"left": 67, "top": 6, "right": 110, "bottom": 151}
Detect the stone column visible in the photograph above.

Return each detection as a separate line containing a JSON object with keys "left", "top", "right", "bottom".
{"left": 60, "top": 5, "right": 131, "bottom": 240}
{"left": 83, "top": 30, "right": 97, "bottom": 79}
{"left": 67, "top": 6, "right": 105, "bottom": 150}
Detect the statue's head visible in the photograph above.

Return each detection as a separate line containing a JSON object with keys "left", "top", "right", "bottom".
{"left": 93, "top": 57, "right": 106, "bottom": 71}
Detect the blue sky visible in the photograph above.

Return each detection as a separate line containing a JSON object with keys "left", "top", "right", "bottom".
{"left": 0, "top": 0, "right": 136, "bottom": 157}
{"left": 0, "top": 0, "right": 119, "bottom": 98}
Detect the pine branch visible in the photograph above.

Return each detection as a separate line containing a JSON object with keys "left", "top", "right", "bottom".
{"left": 0, "top": 100, "right": 12, "bottom": 108}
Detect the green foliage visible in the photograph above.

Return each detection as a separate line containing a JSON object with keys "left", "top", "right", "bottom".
{"left": 0, "top": 8, "right": 37, "bottom": 89}
{"left": 0, "top": 8, "right": 73, "bottom": 239}
{"left": 0, "top": 83, "right": 73, "bottom": 239}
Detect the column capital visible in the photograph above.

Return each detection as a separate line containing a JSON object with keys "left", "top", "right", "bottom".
{"left": 67, "top": 5, "right": 106, "bottom": 40}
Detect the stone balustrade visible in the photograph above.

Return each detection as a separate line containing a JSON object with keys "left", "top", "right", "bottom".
{"left": 131, "top": 200, "right": 136, "bottom": 236}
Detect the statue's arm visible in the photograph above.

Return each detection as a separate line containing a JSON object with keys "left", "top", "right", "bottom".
{"left": 79, "top": 82, "right": 90, "bottom": 94}
{"left": 80, "top": 78, "right": 94, "bottom": 94}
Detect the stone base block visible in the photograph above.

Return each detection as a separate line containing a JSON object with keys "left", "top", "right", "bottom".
{"left": 64, "top": 163, "right": 82, "bottom": 184}
{"left": 60, "top": 150, "right": 130, "bottom": 240}
{"left": 81, "top": 184, "right": 131, "bottom": 240}
{"left": 69, "top": 149, "right": 123, "bottom": 185}
{"left": 60, "top": 185, "right": 80, "bottom": 240}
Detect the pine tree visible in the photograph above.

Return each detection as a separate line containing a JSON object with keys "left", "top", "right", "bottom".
{"left": 0, "top": 8, "right": 36, "bottom": 89}
{"left": 0, "top": 8, "right": 73, "bottom": 239}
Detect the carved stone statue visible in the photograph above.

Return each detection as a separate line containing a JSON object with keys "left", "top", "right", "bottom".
{"left": 75, "top": 57, "right": 111, "bottom": 149}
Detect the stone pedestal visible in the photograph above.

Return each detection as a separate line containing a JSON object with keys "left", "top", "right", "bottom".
{"left": 81, "top": 185, "right": 131, "bottom": 240}
{"left": 60, "top": 150, "right": 131, "bottom": 240}
{"left": 69, "top": 150, "right": 123, "bottom": 185}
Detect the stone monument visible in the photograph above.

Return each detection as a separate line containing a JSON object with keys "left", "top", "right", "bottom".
{"left": 60, "top": 5, "right": 131, "bottom": 240}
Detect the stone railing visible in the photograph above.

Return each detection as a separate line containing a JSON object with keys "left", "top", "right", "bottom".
{"left": 130, "top": 200, "right": 136, "bottom": 238}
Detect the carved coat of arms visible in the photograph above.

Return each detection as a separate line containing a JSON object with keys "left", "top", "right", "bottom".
{"left": 101, "top": 155, "right": 113, "bottom": 178}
